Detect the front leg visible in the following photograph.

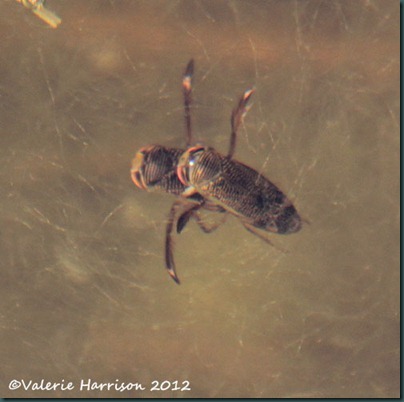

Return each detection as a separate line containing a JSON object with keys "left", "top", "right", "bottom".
{"left": 176, "top": 196, "right": 228, "bottom": 234}
{"left": 176, "top": 202, "right": 204, "bottom": 234}
{"left": 165, "top": 200, "right": 184, "bottom": 284}
{"left": 165, "top": 198, "right": 199, "bottom": 284}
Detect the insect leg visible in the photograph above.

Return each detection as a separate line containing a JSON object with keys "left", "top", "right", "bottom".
{"left": 241, "top": 222, "right": 288, "bottom": 254}
{"left": 228, "top": 88, "right": 255, "bottom": 158}
{"left": 193, "top": 210, "right": 228, "bottom": 233}
{"left": 177, "top": 200, "right": 227, "bottom": 234}
{"left": 165, "top": 199, "right": 187, "bottom": 284}
{"left": 177, "top": 202, "right": 203, "bottom": 233}
{"left": 183, "top": 59, "right": 194, "bottom": 147}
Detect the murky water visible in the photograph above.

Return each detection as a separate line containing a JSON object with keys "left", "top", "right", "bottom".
{"left": 0, "top": 0, "right": 399, "bottom": 398}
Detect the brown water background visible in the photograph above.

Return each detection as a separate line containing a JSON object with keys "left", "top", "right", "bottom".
{"left": 0, "top": 0, "right": 399, "bottom": 397}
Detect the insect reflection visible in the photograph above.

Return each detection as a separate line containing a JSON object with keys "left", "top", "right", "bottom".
{"left": 131, "top": 60, "right": 301, "bottom": 284}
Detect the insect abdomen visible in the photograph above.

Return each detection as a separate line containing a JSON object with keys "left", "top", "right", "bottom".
{"left": 198, "top": 153, "right": 301, "bottom": 234}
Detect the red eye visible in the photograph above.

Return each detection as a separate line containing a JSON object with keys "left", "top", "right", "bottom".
{"left": 131, "top": 151, "right": 147, "bottom": 189}
{"left": 177, "top": 146, "right": 204, "bottom": 185}
{"left": 177, "top": 164, "right": 188, "bottom": 185}
{"left": 131, "top": 169, "right": 146, "bottom": 189}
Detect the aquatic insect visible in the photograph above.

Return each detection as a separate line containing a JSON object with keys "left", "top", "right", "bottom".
{"left": 131, "top": 60, "right": 301, "bottom": 284}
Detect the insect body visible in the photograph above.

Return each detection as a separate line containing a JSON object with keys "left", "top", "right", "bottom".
{"left": 177, "top": 146, "right": 302, "bottom": 235}
{"left": 131, "top": 60, "right": 301, "bottom": 284}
